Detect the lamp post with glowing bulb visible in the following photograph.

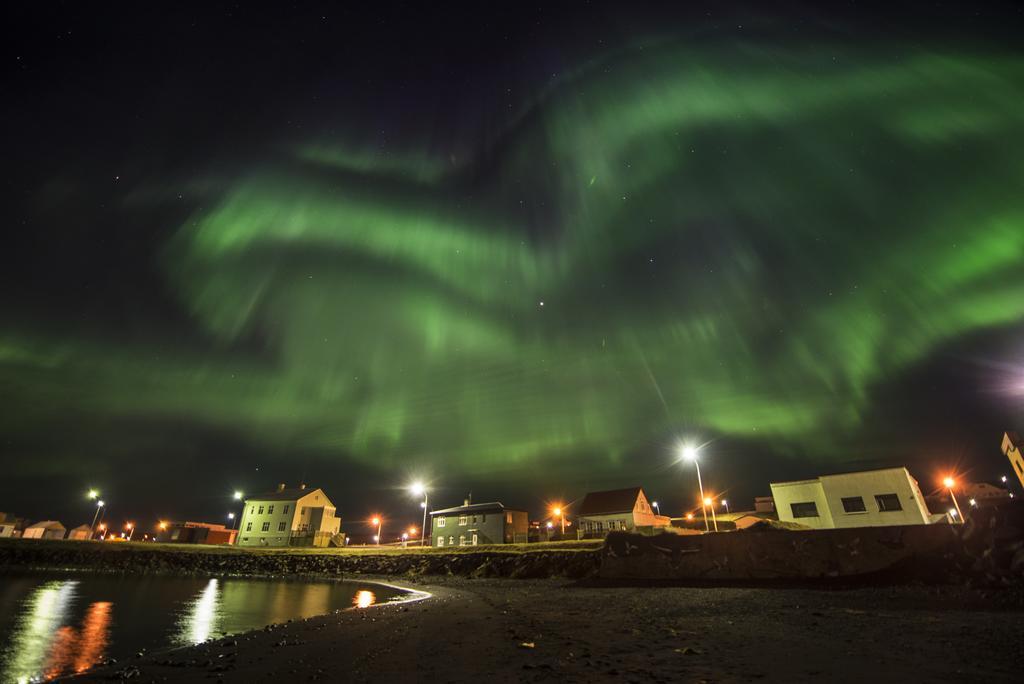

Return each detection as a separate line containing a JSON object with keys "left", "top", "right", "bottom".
{"left": 371, "top": 516, "right": 382, "bottom": 545}
{"left": 722, "top": 499, "right": 730, "bottom": 514}
{"left": 681, "top": 444, "right": 709, "bottom": 532}
{"left": 652, "top": 501, "right": 660, "bottom": 516}
{"left": 704, "top": 497, "right": 719, "bottom": 532}
{"left": 88, "top": 492, "right": 104, "bottom": 539}
{"left": 410, "top": 482, "right": 428, "bottom": 546}
{"left": 553, "top": 506, "right": 565, "bottom": 535}
{"left": 125, "top": 522, "right": 135, "bottom": 541}
{"left": 943, "top": 477, "right": 965, "bottom": 524}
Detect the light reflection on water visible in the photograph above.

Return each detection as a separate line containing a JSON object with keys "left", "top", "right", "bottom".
{"left": 353, "top": 590, "right": 376, "bottom": 608}
{"left": 0, "top": 574, "right": 413, "bottom": 683}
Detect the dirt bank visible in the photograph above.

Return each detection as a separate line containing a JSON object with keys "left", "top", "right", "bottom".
{"left": 70, "top": 577, "right": 1023, "bottom": 683}
{"left": 0, "top": 539, "right": 601, "bottom": 580}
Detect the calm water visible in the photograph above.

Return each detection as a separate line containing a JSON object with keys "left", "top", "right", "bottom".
{"left": 0, "top": 572, "right": 415, "bottom": 683}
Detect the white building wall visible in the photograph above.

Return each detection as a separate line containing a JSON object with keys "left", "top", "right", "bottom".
{"left": 771, "top": 480, "right": 834, "bottom": 529}
{"left": 773, "top": 468, "right": 934, "bottom": 529}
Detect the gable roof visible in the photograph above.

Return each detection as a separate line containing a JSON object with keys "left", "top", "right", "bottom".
{"left": 27, "top": 520, "right": 65, "bottom": 530}
{"left": 246, "top": 487, "right": 328, "bottom": 503}
{"left": 431, "top": 502, "right": 524, "bottom": 516}
{"left": 577, "top": 487, "right": 643, "bottom": 516}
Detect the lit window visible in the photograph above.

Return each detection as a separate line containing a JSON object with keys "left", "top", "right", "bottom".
{"left": 459, "top": 535, "right": 466, "bottom": 546}
{"left": 790, "top": 502, "right": 819, "bottom": 518}
{"left": 875, "top": 494, "right": 902, "bottom": 512}
{"left": 437, "top": 536, "right": 445, "bottom": 547}
{"left": 261, "top": 522, "right": 270, "bottom": 532}
{"left": 437, "top": 517, "right": 446, "bottom": 527}
{"left": 505, "top": 512, "right": 512, "bottom": 524}
{"left": 448, "top": 535, "right": 454, "bottom": 545}
{"left": 458, "top": 515, "right": 468, "bottom": 525}
{"left": 841, "top": 496, "right": 866, "bottom": 513}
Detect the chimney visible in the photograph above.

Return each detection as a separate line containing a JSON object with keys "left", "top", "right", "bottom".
{"left": 299, "top": 483, "right": 307, "bottom": 490}
{"left": 277, "top": 483, "right": 286, "bottom": 492}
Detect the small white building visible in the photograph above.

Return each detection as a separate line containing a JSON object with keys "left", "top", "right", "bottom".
{"left": 771, "top": 467, "right": 944, "bottom": 529}
{"left": 0, "top": 513, "right": 19, "bottom": 538}
{"left": 236, "top": 484, "right": 341, "bottom": 547}
{"left": 66, "top": 524, "right": 94, "bottom": 540}
{"left": 22, "top": 521, "right": 67, "bottom": 539}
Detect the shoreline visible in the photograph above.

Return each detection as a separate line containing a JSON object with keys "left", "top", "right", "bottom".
{"left": 63, "top": 576, "right": 1022, "bottom": 683}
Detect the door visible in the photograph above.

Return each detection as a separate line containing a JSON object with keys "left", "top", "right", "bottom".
{"left": 472, "top": 533, "right": 478, "bottom": 546}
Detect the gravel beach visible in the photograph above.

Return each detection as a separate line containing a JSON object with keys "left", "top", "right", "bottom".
{"left": 71, "top": 577, "right": 1023, "bottom": 683}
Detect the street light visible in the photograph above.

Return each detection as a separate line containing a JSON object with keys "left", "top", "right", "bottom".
{"left": 704, "top": 497, "right": 719, "bottom": 532}
{"left": 89, "top": 495, "right": 105, "bottom": 539}
{"left": 371, "top": 516, "right": 382, "bottom": 545}
{"left": 943, "top": 477, "right": 965, "bottom": 524}
{"left": 969, "top": 499, "right": 978, "bottom": 508}
{"left": 722, "top": 499, "right": 730, "bottom": 514}
{"left": 552, "top": 506, "right": 565, "bottom": 535}
{"left": 651, "top": 501, "right": 660, "bottom": 516}
{"left": 681, "top": 444, "right": 709, "bottom": 532}
{"left": 125, "top": 522, "right": 135, "bottom": 541}
{"left": 228, "top": 512, "right": 236, "bottom": 529}
{"left": 409, "top": 482, "right": 428, "bottom": 546}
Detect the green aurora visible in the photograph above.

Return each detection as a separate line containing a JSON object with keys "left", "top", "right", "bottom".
{"left": 3, "top": 39, "right": 1024, "bottom": 489}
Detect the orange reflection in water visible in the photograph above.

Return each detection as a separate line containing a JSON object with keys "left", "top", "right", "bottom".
{"left": 353, "top": 590, "right": 376, "bottom": 608}
{"left": 41, "top": 601, "right": 112, "bottom": 680}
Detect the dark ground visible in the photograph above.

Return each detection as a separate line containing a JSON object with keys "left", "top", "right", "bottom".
{"left": 71, "top": 577, "right": 1023, "bottom": 683}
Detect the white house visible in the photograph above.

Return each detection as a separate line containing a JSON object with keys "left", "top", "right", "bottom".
{"left": 236, "top": 484, "right": 341, "bottom": 547}
{"left": 771, "top": 467, "right": 944, "bottom": 529}
{"left": 66, "top": 524, "right": 94, "bottom": 540}
{"left": 575, "top": 486, "right": 671, "bottom": 537}
{"left": 0, "top": 513, "right": 19, "bottom": 538}
{"left": 23, "top": 521, "right": 67, "bottom": 539}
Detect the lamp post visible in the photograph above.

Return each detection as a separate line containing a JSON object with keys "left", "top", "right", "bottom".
{"left": 681, "top": 445, "right": 709, "bottom": 532}
{"left": 371, "top": 516, "right": 382, "bottom": 545}
{"left": 410, "top": 482, "right": 428, "bottom": 546}
{"left": 89, "top": 493, "right": 105, "bottom": 539}
{"left": 553, "top": 506, "right": 565, "bottom": 535}
{"left": 704, "top": 497, "right": 719, "bottom": 532}
{"left": 722, "top": 499, "right": 730, "bottom": 514}
{"left": 228, "top": 512, "right": 236, "bottom": 529}
{"left": 652, "top": 501, "right": 660, "bottom": 516}
{"left": 125, "top": 522, "right": 135, "bottom": 541}
{"left": 943, "top": 477, "right": 965, "bottom": 524}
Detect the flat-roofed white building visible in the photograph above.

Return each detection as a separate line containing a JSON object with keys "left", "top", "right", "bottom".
{"left": 771, "top": 467, "right": 945, "bottom": 529}
{"left": 236, "top": 484, "right": 341, "bottom": 547}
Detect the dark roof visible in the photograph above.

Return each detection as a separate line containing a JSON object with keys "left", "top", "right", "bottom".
{"left": 246, "top": 487, "right": 325, "bottom": 502}
{"left": 577, "top": 487, "right": 643, "bottom": 516}
{"left": 430, "top": 502, "right": 524, "bottom": 516}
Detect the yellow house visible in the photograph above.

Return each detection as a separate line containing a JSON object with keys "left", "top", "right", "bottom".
{"left": 236, "top": 484, "right": 341, "bottom": 547}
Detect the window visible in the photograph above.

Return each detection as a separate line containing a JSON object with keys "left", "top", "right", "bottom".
{"left": 875, "top": 494, "right": 902, "bottom": 512}
{"left": 608, "top": 521, "right": 617, "bottom": 531}
{"left": 437, "top": 517, "right": 446, "bottom": 527}
{"left": 841, "top": 496, "right": 866, "bottom": 513}
{"left": 505, "top": 512, "right": 512, "bottom": 524}
{"left": 278, "top": 522, "right": 286, "bottom": 532}
{"left": 249, "top": 506, "right": 254, "bottom": 515}
{"left": 261, "top": 522, "right": 270, "bottom": 532}
{"left": 458, "top": 515, "right": 468, "bottom": 525}
{"left": 471, "top": 533, "right": 478, "bottom": 546}
{"left": 283, "top": 505, "right": 290, "bottom": 514}
{"left": 596, "top": 521, "right": 604, "bottom": 532}
{"left": 242, "top": 536, "right": 249, "bottom": 541}
{"left": 790, "top": 502, "right": 819, "bottom": 518}
{"left": 257, "top": 505, "right": 264, "bottom": 515}
{"left": 459, "top": 535, "right": 466, "bottom": 546}
{"left": 471, "top": 515, "right": 478, "bottom": 523}
{"left": 448, "top": 535, "right": 454, "bottom": 545}
{"left": 268, "top": 505, "right": 275, "bottom": 514}
{"left": 437, "top": 536, "right": 445, "bottom": 547}
{"left": 245, "top": 522, "right": 252, "bottom": 532}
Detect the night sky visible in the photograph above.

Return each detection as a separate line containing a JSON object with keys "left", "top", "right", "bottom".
{"left": 3, "top": 2, "right": 1023, "bottom": 534}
